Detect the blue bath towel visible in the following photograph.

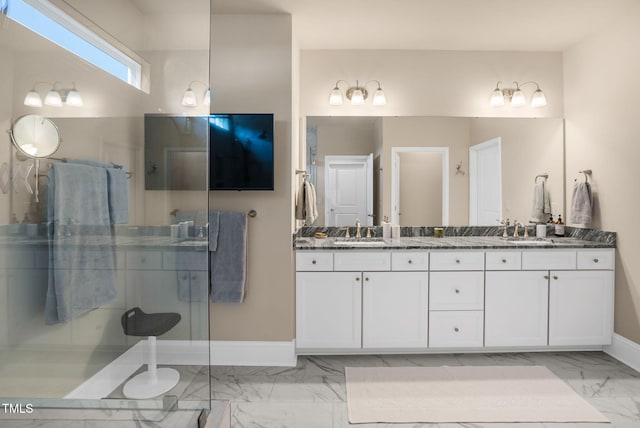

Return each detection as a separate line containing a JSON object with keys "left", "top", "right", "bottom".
{"left": 210, "top": 211, "right": 247, "bottom": 303}
{"left": 208, "top": 210, "right": 220, "bottom": 251}
{"left": 66, "top": 159, "right": 129, "bottom": 224}
{"left": 45, "top": 163, "right": 117, "bottom": 324}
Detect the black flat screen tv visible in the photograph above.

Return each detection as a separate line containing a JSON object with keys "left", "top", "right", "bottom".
{"left": 208, "top": 113, "right": 274, "bottom": 190}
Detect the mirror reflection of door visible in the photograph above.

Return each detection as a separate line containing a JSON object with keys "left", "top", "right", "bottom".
{"left": 392, "top": 147, "right": 449, "bottom": 226}
{"left": 325, "top": 154, "right": 373, "bottom": 227}
{"left": 469, "top": 138, "right": 502, "bottom": 225}
{"left": 398, "top": 152, "right": 443, "bottom": 226}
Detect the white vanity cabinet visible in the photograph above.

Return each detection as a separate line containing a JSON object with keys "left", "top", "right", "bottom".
{"left": 295, "top": 246, "right": 615, "bottom": 354}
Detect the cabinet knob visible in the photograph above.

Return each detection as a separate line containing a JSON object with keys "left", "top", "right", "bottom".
{"left": 455, "top": 259, "right": 460, "bottom": 264}
{"left": 455, "top": 289, "right": 460, "bottom": 294}
{"left": 553, "top": 275, "right": 558, "bottom": 280}
{"left": 501, "top": 259, "right": 507, "bottom": 263}
{"left": 544, "top": 275, "right": 549, "bottom": 280}
{"left": 356, "top": 277, "right": 360, "bottom": 282}
{"left": 454, "top": 327, "right": 459, "bottom": 333}
{"left": 408, "top": 259, "right": 413, "bottom": 264}
{"left": 593, "top": 258, "right": 599, "bottom": 263}
{"left": 311, "top": 260, "right": 317, "bottom": 265}
{"left": 365, "top": 277, "right": 370, "bottom": 282}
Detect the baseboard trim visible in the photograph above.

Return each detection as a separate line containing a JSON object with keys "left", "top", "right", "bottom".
{"left": 210, "top": 340, "right": 297, "bottom": 367}
{"left": 64, "top": 341, "right": 144, "bottom": 399}
{"left": 65, "top": 340, "right": 297, "bottom": 399}
{"left": 605, "top": 333, "right": 640, "bottom": 372}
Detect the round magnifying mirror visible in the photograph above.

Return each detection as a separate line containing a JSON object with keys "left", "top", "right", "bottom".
{"left": 9, "top": 114, "right": 61, "bottom": 158}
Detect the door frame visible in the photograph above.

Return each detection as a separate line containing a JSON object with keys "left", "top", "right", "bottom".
{"left": 469, "top": 137, "right": 502, "bottom": 225}
{"left": 324, "top": 154, "right": 374, "bottom": 226}
{"left": 391, "top": 146, "right": 449, "bottom": 226}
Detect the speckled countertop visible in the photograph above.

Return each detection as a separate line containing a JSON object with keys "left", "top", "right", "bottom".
{"left": 294, "top": 235, "right": 614, "bottom": 251}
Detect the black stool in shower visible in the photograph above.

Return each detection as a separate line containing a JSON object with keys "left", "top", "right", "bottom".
{"left": 121, "top": 307, "right": 181, "bottom": 399}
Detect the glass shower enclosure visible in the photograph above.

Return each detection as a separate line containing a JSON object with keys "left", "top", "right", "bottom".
{"left": 0, "top": 0, "right": 212, "bottom": 422}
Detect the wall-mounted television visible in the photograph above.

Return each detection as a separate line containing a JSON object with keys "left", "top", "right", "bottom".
{"left": 209, "top": 113, "right": 274, "bottom": 191}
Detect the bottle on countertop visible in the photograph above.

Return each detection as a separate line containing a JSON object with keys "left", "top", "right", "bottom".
{"left": 554, "top": 214, "right": 565, "bottom": 237}
{"left": 547, "top": 214, "right": 554, "bottom": 224}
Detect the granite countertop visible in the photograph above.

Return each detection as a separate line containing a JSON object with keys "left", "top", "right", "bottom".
{"left": 294, "top": 235, "right": 615, "bottom": 251}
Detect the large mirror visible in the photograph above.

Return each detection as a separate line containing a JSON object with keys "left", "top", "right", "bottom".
{"left": 305, "top": 116, "right": 564, "bottom": 227}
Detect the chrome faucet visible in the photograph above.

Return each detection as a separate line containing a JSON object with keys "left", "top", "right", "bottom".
{"left": 355, "top": 218, "right": 362, "bottom": 239}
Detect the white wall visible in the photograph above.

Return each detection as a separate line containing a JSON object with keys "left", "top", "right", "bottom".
{"left": 0, "top": 46, "right": 14, "bottom": 225}
{"left": 301, "top": 50, "right": 564, "bottom": 118}
{"left": 564, "top": 3, "right": 640, "bottom": 344}
{"left": 209, "top": 14, "right": 294, "bottom": 341}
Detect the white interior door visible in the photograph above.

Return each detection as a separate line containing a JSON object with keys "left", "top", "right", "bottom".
{"left": 469, "top": 138, "right": 502, "bottom": 225}
{"left": 325, "top": 155, "right": 373, "bottom": 227}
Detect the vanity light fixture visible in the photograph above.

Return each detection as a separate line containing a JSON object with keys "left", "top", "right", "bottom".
{"left": 490, "top": 81, "right": 547, "bottom": 108}
{"left": 329, "top": 80, "right": 387, "bottom": 106}
{"left": 181, "top": 81, "right": 212, "bottom": 107}
{"left": 24, "top": 81, "right": 84, "bottom": 107}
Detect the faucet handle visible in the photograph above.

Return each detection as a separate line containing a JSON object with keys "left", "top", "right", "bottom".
{"left": 340, "top": 227, "right": 350, "bottom": 238}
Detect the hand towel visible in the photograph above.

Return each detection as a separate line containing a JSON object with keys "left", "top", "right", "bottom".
{"left": 304, "top": 181, "right": 318, "bottom": 225}
{"left": 210, "top": 211, "right": 247, "bottom": 303}
{"left": 570, "top": 181, "right": 593, "bottom": 224}
{"left": 45, "top": 163, "right": 117, "bottom": 324}
{"left": 295, "top": 180, "right": 306, "bottom": 220}
{"left": 530, "top": 181, "right": 551, "bottom": 222}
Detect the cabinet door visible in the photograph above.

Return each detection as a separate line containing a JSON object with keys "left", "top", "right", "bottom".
{"left": 362, "top": 272, "right": 428, "bottom": 348}
{"left": 296, "top": 272, "right": 362, "bottom": 349}
{"left": 485, "top": 271, "right": 549, "bottom": 347}
{"left": 549, "top": 270, "right": 614, "bottom": 346}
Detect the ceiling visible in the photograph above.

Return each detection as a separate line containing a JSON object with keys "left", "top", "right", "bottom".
{"left": 212, "top": 0, "right": 638, "bottom": 51}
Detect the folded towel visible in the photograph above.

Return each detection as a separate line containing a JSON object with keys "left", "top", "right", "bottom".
{"left": 305, "top": 181, "right": 318, "bottom": 225}
{"left": 45, "top": 163, "right": 117, "bottom": 324}
{"left": 65, "top": 159, "right": 129, "bottom": 224}
{"left": 208, "top": 210, "right": 220, "bottom": 251}
{"left": 295, "top": 180, "right": 306, "bottom": 221}
{"left": 570, "top": 181, "right": 593, "bottom": 224}
{"left": 530, "top": 181, "right": 551, "bottom": 222}
{"left": 210, "top": 211, "right": 247, "bottom": 303}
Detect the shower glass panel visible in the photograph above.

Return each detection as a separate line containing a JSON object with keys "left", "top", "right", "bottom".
{"left": 0, "top": 0, "right": 211, "bottom": 421}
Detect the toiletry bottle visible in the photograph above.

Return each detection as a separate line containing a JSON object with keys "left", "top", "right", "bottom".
{"left": 547, "top": 214, "right": 554, "bottom": 224}
{"left": 554, "top": 214, "right": 565, "bottom": 237}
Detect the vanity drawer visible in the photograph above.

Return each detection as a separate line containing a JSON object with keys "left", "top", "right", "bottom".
{"left": 522, "top": 251, "right": 576, "bottom": 270}
{"left": 429, "top": 310, "right": 484, "bottom": 348}
{"left": 391, "top": 251, "right": 429, "bottom": 271}
{"left": 577, "top": 249, "right": 614, "bottom": 270}
{"left": 430, "top": 272, "right": 484, "bottom": 310}
{"left": 430, "top": 251, "right": 484, "bottom": 271}
{"left": 296, "top": 251, "right": 333, "bottom": 271}
{"left": 334, "top": 251, "right": 391, "bottom": 271}
{"left": 486, "top": 251, "right": 522, "bottom": 270}
{"left": 125, "top": 250, "right": 163, "bottom": 270}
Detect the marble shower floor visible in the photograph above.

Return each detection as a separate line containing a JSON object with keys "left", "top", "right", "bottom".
{"left": 210, "top": 352, "right": 640, "bottom": 428}
{"left": 3, "top": 351, "right": 640, "bottom": 427}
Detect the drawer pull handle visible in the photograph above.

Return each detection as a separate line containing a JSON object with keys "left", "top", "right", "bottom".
{"left": 501, "top": 259, "right": 507, "bottom": 263}
{"left": 455, "top": 259, "right": 461, "bottom": 264}
{"left": 553, "top": 275, "right": 558, "bottom": 280}
{"left": 408, "top": 260, "right": 413, "bottom": 264}
{"left": 312, "top": 260, "right": 317, "bottom": 265}
{"left": 455, "top": 289, "right": 460, "bottom": 294}
{"left": 593, "top": 258, "right": 599, "bottom": 263}
{"left": 454, "top": 327, "right": 459, "bottom": 333}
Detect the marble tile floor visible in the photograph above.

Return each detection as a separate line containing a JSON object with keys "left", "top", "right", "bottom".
{"left": 210, "top": 352, "right": 640, "bottom": 428}
{"left": 3, "top": 351, "right": 640, "bottom": 427}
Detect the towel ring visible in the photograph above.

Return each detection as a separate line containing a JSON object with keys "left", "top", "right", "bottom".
{"left": 534, "top": 173, "right": 549, "bottom": 183}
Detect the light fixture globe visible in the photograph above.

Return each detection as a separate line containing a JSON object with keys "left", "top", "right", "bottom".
{"left": 490, "top": 88, "right": 505, "bottom": 107}
{"left": 65, "top": 88, "right": 83, "bottom": 107}
{"left": 24, "top": 89, "right": 43, "bottom": 107}
{"left": 181, "top": 87, "right": 197, "bottom": 107}
{"left": 329, "top": 86, "right": 343, "bottom": 106}
{"left": 44, "top": 89, "right": 63, "bottom": 107}
{"left": 372, "top": 87, "right": 387, "bottom": 106}
{"left": 531, "top": 89, "right": 547, "bottom": 107}
{"left": 348, "top": 87, "right": 366, "bottom": 105}
{"left": 203, "top": 88, "right": 212, "bottom": 106}
{"left": 510, "top": 88, "right": 526, "bottom": 107}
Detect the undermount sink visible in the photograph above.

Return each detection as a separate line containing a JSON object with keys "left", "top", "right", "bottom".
{"left": 506, "top": 239, "right": 550, "bottom": 245}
